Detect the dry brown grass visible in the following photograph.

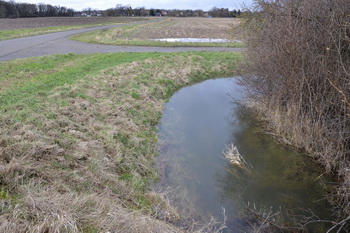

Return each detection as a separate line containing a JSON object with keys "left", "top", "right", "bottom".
{"left": 0, "top": 185, "right": 181, "bottom": 233}
{"left": 223, "top": 143, "right": 248, "bottom": 169}
{"left": 0, "top": 53, "right": 240, "bottom": 232}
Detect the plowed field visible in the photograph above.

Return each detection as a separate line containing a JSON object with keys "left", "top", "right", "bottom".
{"left": 0, "top": 17, "right": 147, "bottom": 30}
{"left": 133, "top": 17, "right": 241, "bottom": 40}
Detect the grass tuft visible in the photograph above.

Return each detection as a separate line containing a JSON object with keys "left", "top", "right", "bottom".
{"left": 223, "top": 143, "right": 248, "bottom": 169}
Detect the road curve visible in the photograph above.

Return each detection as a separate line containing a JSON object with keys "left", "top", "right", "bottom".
{"left": 0, "top": 19, "right": 243, "bottom": 62}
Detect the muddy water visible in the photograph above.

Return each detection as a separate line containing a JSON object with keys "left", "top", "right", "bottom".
{"left": 156, "top": 78, "right": 333, "bottom": 232}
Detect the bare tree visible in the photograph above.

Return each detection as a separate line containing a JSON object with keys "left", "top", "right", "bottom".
{"left": 0, "top": 1, "right": 73, "bottom": 18}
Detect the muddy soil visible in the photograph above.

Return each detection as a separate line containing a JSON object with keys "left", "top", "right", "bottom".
{"left": 0, "top": 17, "right": 147, "bottom": 30}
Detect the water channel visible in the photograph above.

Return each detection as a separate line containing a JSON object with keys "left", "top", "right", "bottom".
{"left": 151, "top": 38, "right": 238, "bottom": 43}
{"left": 156, "top": 77, "right": 333, "bottom": 232}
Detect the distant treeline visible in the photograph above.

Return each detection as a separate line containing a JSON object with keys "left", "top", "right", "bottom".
{"left": 0, "top": 0, "right": 242, "bottom": 18}
{"left": 0, "top": 0, "right": 74, "bottom": 18}
{"left": 104, "top": 5, "right": 242, "bottom": 17}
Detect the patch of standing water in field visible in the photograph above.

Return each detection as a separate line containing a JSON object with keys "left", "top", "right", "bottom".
{"left": 155, "top": 77, "right": 334, "bottom": 232}
{"left": 151, "top": 38, "right": 240, "bottom": 43}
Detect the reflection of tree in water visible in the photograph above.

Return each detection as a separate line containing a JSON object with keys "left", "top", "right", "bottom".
{"left": 155, "top": 78, "right": 333, "bottom": 231}
{"left": 211, "top": 105, "right": 256, "bottom": 231}
{"left": 214, "top": 105, "right": 334, "bottom": 231}
{"left": 155, "top": 105, "right": 212, "bottom": 226}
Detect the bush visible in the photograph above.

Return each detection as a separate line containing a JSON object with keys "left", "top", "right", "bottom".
{"left": 241, "top": 0, "right": 350, "bottom": 227}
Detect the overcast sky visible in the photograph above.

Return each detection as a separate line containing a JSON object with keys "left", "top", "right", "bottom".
{"left": 16, "top": 0, "right": 254, "bottom": 11}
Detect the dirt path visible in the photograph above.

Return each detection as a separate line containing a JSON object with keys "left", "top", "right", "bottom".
{"left": 0, "top": 19, "right": 243, "bottom": 61}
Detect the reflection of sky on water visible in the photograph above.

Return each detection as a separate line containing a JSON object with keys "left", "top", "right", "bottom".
{"left": 151, "top": 38, "right": 242, "bottom": 43}
{"left": 156, "top": 77, "right": 332, "bottom": 231}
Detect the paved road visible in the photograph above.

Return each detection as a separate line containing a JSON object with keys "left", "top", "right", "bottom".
{"left": 0, "top": 19, "right": 243, "bottom": 61}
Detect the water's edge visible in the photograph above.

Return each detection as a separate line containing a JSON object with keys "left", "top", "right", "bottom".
{"left": 154, "top": 77, "right": 333, "bottom": 232}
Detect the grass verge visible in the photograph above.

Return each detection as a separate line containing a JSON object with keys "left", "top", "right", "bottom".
{"left": 0, "top": 18, "right": 149, "bottom": 41}
{"left": 0, "top": 51, "right": 242, "bottom": 232}
{"left": 70, "top": 19, "right": 244, "bottom": 48}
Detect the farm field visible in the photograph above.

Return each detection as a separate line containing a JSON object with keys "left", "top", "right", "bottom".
{"left": 0, "top": 14, "right": 246, "bottom": 232}
{"left": 0, "top": 17, "right": 149, "bottom": 40}
{"left": 71, "top": 17, "right": 243, "bottom": 47}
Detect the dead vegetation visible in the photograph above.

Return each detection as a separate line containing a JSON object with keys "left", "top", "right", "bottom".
{"left": 241, "top": 0, "right": 350, "bottom": 230}
{"left": 73, "top": 17, "right": 243, "bottom": 47}
{"left": 129, "top": 18, "right": 241, "bottom": 40}
{"left": 0, "top": 53, "right": 239, "bottom": 232}
{"left": 223, "top": 143, "right": 249, "bottom": 169}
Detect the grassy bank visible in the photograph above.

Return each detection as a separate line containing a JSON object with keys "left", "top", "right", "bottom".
{"left": 0, "top": 52, "right": 242, "bottom": 232}
{"left": 71, "top": 18, "right": 244, "bottom": 48}
{"left": 0, "top": 17, "right": 148, "bottom": 41}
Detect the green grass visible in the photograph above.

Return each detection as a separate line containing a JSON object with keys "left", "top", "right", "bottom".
{"left": 0, "top": 51, "right": 243, "bottom": 231}
{"left": 0, "top": 53, "right": 154, "bottom": 111}
{"left": 0, "top": 52, "right": 242, "bottom": 113}
{"left": 0, "top": 25, "right": 91, "bottom": 40}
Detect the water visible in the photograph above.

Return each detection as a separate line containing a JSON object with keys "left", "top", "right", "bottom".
{"left": 151, "top": 38, "right": 241, "bottom": 43}
{"left": 156, "top": 78, "right": 333, "bottom": 232}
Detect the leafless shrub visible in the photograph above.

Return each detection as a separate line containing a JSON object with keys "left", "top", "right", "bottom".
{"left": 242, "top": 203, "right": 284, "bottom": 233}
{"left": 241, "top": 203, "right": 340, "bottom": 232}
{"left": 241, "top": 0, "right": 350, "bottom": 227}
